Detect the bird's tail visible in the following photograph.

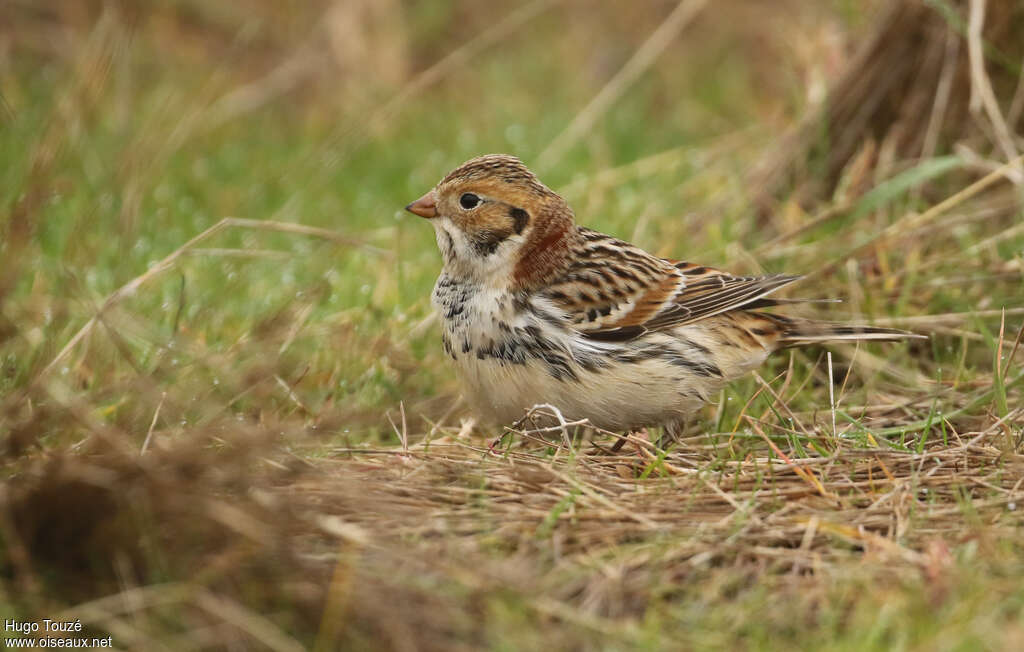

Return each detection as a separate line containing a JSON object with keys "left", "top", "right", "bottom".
{"left": 771, "top": 316, "right": 926, "bottom": 347}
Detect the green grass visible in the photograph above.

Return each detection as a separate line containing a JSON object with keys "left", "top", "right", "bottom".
{"left": 2, "top": 1, "right": 1023, "bottom": 650}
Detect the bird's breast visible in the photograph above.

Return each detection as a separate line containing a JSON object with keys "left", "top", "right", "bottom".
{"left": 432, "top": 274, "right": 558, "bottom": 367}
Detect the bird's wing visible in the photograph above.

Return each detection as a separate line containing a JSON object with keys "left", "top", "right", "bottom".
{"left": 542, "top": 228, "right": 801, "bottom": 341}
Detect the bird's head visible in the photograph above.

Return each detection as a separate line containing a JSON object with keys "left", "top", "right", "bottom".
{"left": 407, "top": 154, "right": 578, "bottom": 290}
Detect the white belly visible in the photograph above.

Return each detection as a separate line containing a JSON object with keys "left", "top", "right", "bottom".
{"left": 454, "top": 345, "right": 708, "bottom": 431}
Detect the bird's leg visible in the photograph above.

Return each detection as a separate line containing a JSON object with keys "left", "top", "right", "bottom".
{"left": 609, "top": 432, "right": 630, "bottom": 453}
{"left": 655, "top": 419, "right": 688, "bottom": 450}
{"left": 609, "top": 428, "right": 652, "bottom": 453}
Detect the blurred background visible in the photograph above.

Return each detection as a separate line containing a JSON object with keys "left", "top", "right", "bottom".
{"left": 2, "top": 0, "right": 1024, "bottom": 648}
{"left": 4, "top": 0, "right": 1020, "bottom": 435}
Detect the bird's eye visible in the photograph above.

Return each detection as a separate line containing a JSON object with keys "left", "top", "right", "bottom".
{"left": 459, "top": 193, "right": 481, "bottom": 210}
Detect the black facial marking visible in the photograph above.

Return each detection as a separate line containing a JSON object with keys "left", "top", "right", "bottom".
{"left": 509, "top": 207, "right": 529, "bottom": 234}
{"left": 472, "top": 228, "right": 513, "bottom": 256}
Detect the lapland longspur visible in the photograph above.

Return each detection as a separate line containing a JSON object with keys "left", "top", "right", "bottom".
{"left": 407, "top": 154, "right": 921, "bottom": 437}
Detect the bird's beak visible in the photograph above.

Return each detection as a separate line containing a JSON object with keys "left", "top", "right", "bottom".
{"left": 405, "top": 191, "right": 438, "bottom": 218}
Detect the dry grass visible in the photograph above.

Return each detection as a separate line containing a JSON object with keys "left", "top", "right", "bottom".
{"left": 5, "top": 387, "right": 1023, "bottom": 648}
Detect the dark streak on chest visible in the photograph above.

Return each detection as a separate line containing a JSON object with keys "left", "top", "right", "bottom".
{"left": 433, "top": 276, "right": 600, "bottom": 382}
{"left": 611, "top": 342, "right": 722, "bottom": 378}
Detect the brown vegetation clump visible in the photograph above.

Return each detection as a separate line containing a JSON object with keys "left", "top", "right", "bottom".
{"left": 752, "top": 0, "right": 1024, "bottom": 204}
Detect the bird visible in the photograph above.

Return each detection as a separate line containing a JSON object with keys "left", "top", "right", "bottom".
{"left": 406, "top": 154, "right": 922, "bottom": 442}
